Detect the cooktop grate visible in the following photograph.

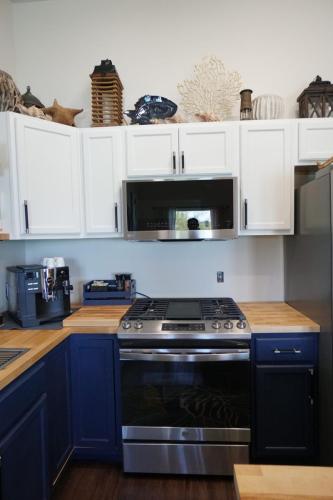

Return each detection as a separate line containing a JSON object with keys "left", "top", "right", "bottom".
{"left": 0, "top": 348, "right": 29, "bottom": 370}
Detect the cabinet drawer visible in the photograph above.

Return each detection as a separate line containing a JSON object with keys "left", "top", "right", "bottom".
{"left": 254, "top": 335, "right": 317, "bottom": 363}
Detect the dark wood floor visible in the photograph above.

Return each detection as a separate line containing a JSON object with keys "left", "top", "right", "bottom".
{"left": 53, "top": 462, "right": 237, "bottom": 500}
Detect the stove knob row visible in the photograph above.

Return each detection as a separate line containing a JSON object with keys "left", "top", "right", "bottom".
{"left": 134, "top": 321, "right": 143, "bottom": 330}
{"left": 122, "top": 321, "right": 132, "bottom": 330}
{"left": 224, "top": 320, "right": 233, "bottom": 329}
{"left": 236, "top": 320, "right": 247, "bottom": 329}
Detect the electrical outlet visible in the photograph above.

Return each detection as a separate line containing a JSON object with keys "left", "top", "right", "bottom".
{"left": 216, "top": 271, "right": 224, "bottom": 283}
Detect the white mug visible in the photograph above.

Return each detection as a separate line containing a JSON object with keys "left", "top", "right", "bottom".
{"left": 53, "top": 257, "right": 65, "bottom": 268}
{"left": 41, "top": 257, "right": 55, "bottom": 268}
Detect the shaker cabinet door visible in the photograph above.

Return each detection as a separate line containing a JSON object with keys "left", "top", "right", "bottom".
{"left": 298, "top": 118, "right": 333, "bottom": 163}
{"left": 240, "top": 120, "right": 296, "bottom": 234}
{"left": 126, "top": 124, "right": 179, "bottom": 177}
{"left": 81, "top": 127, "right": 124, "bottom": 235}
{"left": 15, "top": 115, "right": 82, "bottom": 236}
{"left": 178, "top": 122, "right": 239, "bottom": 176}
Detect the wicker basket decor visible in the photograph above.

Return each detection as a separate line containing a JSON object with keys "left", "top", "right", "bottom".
{"left": 90, "top": 59, "right": 123, "bottom": 126}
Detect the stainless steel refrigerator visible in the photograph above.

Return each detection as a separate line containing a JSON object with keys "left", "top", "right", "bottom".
{"left": 285, "top": 165, "right": 333, "bottom": 464}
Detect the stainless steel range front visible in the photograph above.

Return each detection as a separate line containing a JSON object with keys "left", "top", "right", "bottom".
{"left": 118, "top": 298, "right": 251, "bottom": 476}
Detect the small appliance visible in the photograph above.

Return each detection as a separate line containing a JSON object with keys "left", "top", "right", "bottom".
{"left": 83, "top": 277, "right": 136, "bottom": 306}
{"left": 6, "top": 264, "right": 73, "bottom": 327}
{"left": 123, "top": 177, "right": 238, "bottom": 241}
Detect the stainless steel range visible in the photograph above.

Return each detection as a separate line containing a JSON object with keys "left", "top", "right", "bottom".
{"left": 118, "top": 298, "right": 251, "bottom": 476}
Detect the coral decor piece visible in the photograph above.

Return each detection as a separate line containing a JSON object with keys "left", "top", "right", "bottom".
{"left": 0, "top": 69, "right": 22, "bottom": 112}
{"left": 42, "top": 99, "right": 83, "bottom": 126}
{"left": 177, "top": 56, "right": 242, "bottom": 121}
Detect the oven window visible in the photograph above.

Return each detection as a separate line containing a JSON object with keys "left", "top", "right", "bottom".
{"left": 121, "top": 361, "right": 250, "bottom": 428}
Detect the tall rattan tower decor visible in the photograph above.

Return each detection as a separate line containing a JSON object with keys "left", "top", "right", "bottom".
{"left": 90, "top": 59, "right": 123, "bottom": 126}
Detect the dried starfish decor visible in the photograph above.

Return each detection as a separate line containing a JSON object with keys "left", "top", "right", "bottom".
{"left": 177, "top": 56, "right": 242, "bottom": 121}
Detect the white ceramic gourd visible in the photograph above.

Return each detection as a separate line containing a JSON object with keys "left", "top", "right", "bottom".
{"left": 252, "top": 94, "right": 284, "bottom": 119}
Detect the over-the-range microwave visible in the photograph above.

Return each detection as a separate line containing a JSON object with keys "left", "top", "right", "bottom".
{"left": 122, "top": 177, "right": 238, "bottom": 241}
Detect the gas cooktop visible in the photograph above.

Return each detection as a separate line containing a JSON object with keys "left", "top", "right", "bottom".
{"left": 117, "top": 298, "right": 251, "bottom": 339}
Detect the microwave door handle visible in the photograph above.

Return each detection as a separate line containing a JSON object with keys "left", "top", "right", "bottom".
{"left": 120, "top": 351, "right": 250, "bottom": 362}
{"left": 172, "top": 152, "right": 176, "bottom": 174}
{"left": 244, "top": 198, "right": 248, "bottom": 229}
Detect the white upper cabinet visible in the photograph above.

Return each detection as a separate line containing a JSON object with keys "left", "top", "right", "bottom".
{"left": 81, "top": 127, "right": 124, "bottom": 236}
{"left": 126, "top": 124, "right": 179, "bottom": 176}
{"left": 178, "top": 122, "right": 239, "bottom": 176}
{"left": 297, "top": 118, "right": 333, "bottom": 163}
{"left": 15, "top": 115, "right": 82, "bottom": 237}
{"left": 240, "top": 120, "right": 296, "bottom": 235}
{"left": 126, "top": 122, "right": 239, "bottom": 177}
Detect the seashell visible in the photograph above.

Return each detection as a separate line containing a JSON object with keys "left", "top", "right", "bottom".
{"left": 252, "top": 94, "right": 284, "bottom": 120}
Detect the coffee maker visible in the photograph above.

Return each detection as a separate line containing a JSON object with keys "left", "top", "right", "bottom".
{"left": 6, "top": 265, "right": 73, "bottom": 327}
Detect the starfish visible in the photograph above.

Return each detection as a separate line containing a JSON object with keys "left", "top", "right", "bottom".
{"left": 42, "top": 99, "right": 83, "bottom": 126}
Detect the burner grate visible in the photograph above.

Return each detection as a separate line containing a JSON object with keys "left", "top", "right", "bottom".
{"left": 124, "top": 299, "right": 170, "bottom": 320}
{"left": 201, "top": 298, "right": 244, "bottom": 320}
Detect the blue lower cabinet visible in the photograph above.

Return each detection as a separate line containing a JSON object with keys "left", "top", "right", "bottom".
{"left": 46, "top": 339, "right": 72, "bottom": 482}
{"left": 253, "top": 333, "right": 317, "bottom": 462}
{"left": 70, "top": 335, "right": 121, "bottom": 461}
{"left": 0, "top": 363, "right": 49, "bottom": 500}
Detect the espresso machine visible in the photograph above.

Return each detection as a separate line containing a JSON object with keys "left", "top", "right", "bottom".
{"left": 6, "top": 264, "right": 73, "bottom": 327}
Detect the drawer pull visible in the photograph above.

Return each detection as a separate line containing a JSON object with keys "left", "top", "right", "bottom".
{"left": 273, "top": 348, "right": 302, "bottom": 355}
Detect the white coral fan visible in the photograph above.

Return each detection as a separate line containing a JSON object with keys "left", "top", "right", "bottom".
{"left": 177, "top": 56, "right": 242, "bottom": 121}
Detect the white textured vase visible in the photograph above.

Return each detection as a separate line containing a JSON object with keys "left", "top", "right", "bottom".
{"left": 252, "top": 94, "right": 284, "bottom": 119}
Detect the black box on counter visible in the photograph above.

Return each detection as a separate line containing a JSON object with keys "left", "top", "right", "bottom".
{"left": 83, "top": 279, "right": 136, "bottom": 306}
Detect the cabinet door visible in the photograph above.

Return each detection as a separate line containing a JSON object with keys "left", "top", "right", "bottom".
{"left": 82, "top": 128, "right": 124, "bottom": 235}
{"left": 0, "top": 394, "right": 49, "bottom": 500}
{"left": 178, "top": 122, "right": 239, "bottom": 176}
{"left": 126, "top": 124, "right": 179, "bottom": 176}
{"left": 15, "top": 115, "right": 81, "bottom": 236}
{"left": 298, "top": 118, "right": 333, "bottom": 162}
{"left": 46, "top": 340, "right": 72, "bottom": 483}
{"left": 70, "top": 335, "right": 121, "bottom": 460}
{"left": 240, "top": 120, "right": 295, "bottom": 233}
{"left": 254, "top": 365, "right": 315, "bottom": 459}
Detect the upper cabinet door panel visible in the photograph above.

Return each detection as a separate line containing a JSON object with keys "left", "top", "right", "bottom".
{"left": 82, "top": 128, "right": 124, "bottom": 235}
{"left": 126, "top": 125, "right": 179, "bottom": 177}
{"left": 240, "top": 120, "right": 295, "bottom": 232}
{"left": 298, "top": 118, "right": 333, "bottom": 162}
{"left": 15, "top": 116, "right": 81, "bottom": 235}
{"left": 178, "top": 123, "right": 239, "bottom": 176}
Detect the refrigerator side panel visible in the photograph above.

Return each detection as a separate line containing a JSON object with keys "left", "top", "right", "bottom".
{"left": 285, "top": 170, "right": 333, "bottom": 464}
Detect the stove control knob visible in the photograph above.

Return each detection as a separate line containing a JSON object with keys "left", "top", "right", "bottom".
{"left": 212, "top": 320, "right": 222, "bottom": 329}
{"left": 122, "top": 321, "right": 132, "bottom": 330}
{"left": 134, "top": 321, "right": 143, "bottom": 330}
{"left": 224, "top": 320, "right": 233, "bottom": 329}
{"left": 236, "top": 320, "right": 247, "bottom": 329}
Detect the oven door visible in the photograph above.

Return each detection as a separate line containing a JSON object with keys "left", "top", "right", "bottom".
{"left": 119, "top": 347, "right": 250, "bottom": 474}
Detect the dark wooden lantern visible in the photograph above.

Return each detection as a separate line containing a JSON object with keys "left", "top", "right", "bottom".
{"left": 90, "top": 59, "right": 123, "bottom": 126}
{"left": 297, "top": 75, "right": 333, "bottom": 118}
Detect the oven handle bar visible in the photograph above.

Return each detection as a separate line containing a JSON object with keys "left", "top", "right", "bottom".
{"left": 119, "top": 349, "right": 250, "bottom": 362}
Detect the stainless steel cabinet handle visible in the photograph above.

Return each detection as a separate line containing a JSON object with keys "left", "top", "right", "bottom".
{"left": 172, "top": 152, "right": 176, "bottom": 174}
{"left": 181, "top": 151, "right": 185, "bottom": 173}
{"left": 273, "top": 348, "right": 302, "bottom": 354}
{"left": 24, "top": 200, "right": 29, "bottom": 233}
{"left": 114, "top": 202, "right": 119, "bottom": 232}
{"left": 244, "top": 198, "right": 248, "bottom": 229}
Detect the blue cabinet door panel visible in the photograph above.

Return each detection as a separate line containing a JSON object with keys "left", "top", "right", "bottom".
{"left": 255, "top": 364, "right": 315, "bottom": 458}
{"left": 71, "top": 335, "right": 120, "bottom": 459}
{"left": 46, "top": 339, "right": 72, "bottom": 481}
{"left": 254, "top": 334, "right": 317, "bottom": 363}
{"left": 0, "top": 394, "right": 49, "bottom": 500}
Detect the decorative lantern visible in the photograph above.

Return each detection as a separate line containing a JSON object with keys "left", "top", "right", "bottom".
{"left": 240, "top": 89, "right": 253, "bottom": 120}
{"left": 90, "top": 59, "right": 123, "bottom": 126}
{"left": 297, "top": 76, "right": 333, "bottom": 118}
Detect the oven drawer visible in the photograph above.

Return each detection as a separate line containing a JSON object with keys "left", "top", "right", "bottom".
{"left": 123, "top": 442, "right": 249, "bottom": 475}
{"left": 254, "top": 335, "right": 317, "bottom": 363}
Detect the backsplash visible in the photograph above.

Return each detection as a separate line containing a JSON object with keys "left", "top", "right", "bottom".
{"left": 0, "top": 240, "right": 25, "bottom": 311}
{"left": 23, "top": 236, "right": 284, "bottom": 304}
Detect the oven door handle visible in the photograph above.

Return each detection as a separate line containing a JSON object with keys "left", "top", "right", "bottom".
{"left": 119, "top": 350, "right": 250, "bottom": 362}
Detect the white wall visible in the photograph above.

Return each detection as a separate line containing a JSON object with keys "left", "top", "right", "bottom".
{"left": 24, "top": 237, "right": 284, "bottom": 303}
{"left": 0, "top": 0, "right": 15, "bottom": 75}
{"left": 0, "top": 241, "right": 25, "bottom": 311}
{"left": 11, "top": 0, "right": 333, "bottom": 125}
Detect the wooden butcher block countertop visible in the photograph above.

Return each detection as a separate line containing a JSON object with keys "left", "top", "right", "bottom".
{"left": 0, "top": 329, "right": 70, "bottom": 390}
{"left": 63, "top": 305, "right": 130, "bottom": 332}
{"left": 234, "top": 464, "right": 333, "bottom": 499}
